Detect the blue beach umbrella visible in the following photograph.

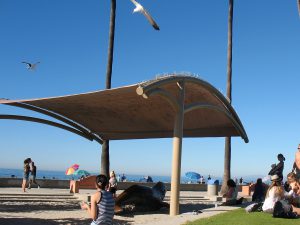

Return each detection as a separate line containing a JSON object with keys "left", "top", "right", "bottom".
{"left": 73, "top": 170, "right": 90, "bottom": 177}
{"left": 185, "top": 172, "right": 201, "bottom": 180}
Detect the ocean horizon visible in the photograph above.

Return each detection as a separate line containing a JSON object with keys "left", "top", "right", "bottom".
{"left": 0, "top": 168, "right": 266, "bottom": 184}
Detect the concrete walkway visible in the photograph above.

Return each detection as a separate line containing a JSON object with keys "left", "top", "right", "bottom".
{"left": 0, "top": 188, "right": 242, "bottom": 225}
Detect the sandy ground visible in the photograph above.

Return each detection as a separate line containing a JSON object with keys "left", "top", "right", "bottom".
{"left": 0, "top": 188, "right": 241, "bottom": 225}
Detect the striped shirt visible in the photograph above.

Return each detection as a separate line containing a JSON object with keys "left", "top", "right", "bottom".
{"left": 93, "top": 190, "right": 115, "bottom": 225}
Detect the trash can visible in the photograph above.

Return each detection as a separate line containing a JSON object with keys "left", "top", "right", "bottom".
{"left": 207, "top": 179, "right": 219, "bottom": 196}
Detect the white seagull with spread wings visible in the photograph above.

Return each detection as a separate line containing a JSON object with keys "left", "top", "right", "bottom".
{"left": 130, "top": 0, "right": 160, "bottom": 30}
{"left": 22, "top": 61, "right": 40, "bottom": 70}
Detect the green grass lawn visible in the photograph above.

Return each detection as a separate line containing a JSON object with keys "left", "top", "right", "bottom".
{"left": 184, "top": 209, "right": 299, "bottom": 225}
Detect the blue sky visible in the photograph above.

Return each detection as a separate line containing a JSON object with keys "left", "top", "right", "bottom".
{"left": 0, "top": 0, "right": 300, "bottom": 179}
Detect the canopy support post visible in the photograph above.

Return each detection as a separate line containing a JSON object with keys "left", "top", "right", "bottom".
{"left": 170, "top": 81, "right": 185, "bottom": 216}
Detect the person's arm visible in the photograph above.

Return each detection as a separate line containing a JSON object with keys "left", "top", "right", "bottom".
{"left": 223, "top": 188, "right": 234, "bottom": 199}
{"left": 81, "top": 192, "right": 100, "bottom": 220}
{"left": 268, "top": 162, "right": 283, "bottom": 175}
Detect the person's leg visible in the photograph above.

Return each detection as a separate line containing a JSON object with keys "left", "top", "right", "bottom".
{"left": 22, "top": 178, "right": 27, "bottom": 192}
{"left": 28, "top": 177, "right": 32, "bottom": 189}
{"left": 236, "top": 197, "right": 244, "bottom": 204}
{"left": 32, "top": 176, "right": 40, "bottom": 188}
{"left": 292, "top": 205, "right": 300, "bottom": 215}
{"left": 221, "top": 199, "right": 237, "bottom": 206}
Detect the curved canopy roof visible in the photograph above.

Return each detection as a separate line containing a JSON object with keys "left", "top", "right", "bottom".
{"left": 0, "top": 75, "right": 248, "bottom": 143}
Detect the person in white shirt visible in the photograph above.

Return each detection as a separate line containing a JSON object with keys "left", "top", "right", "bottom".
{"left": 262, "top": 175, "right": 285, "bottom": 213}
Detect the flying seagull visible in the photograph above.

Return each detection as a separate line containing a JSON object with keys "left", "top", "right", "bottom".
{"left": 22, "top": 61, "right": 40, "bottom": 70}
{"left": 129, "top": 0, "right": 160, "bottom": 30}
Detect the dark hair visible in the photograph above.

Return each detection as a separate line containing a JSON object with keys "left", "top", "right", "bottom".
{"left": 256, "top": 178, "right": 262, "bottom": 185}
{"left": 227, "top": 179, "right": 236, "bottom": 188}
{"left": 31, "top": 161, "right": 35, "bottom": 166}
{"left": 277, "top": 154, "right": 285, "bottom": 161}
{"left": 24, "top": 158, "right": 32, "bottom": 164}
{"left": 96, "top": 174, "right": 108, "bottom": 189}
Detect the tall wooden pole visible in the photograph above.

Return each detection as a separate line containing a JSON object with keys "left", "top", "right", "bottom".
{"left": 221, "top": 0, "right": 233, "bottom": 194}
{"left": 101, "top": 0, "right": 116, "bottom": 177}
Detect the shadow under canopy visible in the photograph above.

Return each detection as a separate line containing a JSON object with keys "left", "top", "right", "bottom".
{"left": 0, "top": 74, "right": 249, "bottom": 215}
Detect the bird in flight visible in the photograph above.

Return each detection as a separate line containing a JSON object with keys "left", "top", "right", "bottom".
{"left": 129, "top": 0, "right": 160, "bottom": 30}
{"left": 22, "top": 61, "right": 40, "bottom": 70}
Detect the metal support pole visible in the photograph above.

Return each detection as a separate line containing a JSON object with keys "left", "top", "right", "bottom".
{"left": 170, "top": 82, "right": 185, "bottom": 216}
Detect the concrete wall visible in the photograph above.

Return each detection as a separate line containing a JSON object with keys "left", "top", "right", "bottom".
{"left": 0, "top": 178, "right": 70, "bottom": 189}
{"left": 0, "top": 178, "right": 243, "bottom": 192}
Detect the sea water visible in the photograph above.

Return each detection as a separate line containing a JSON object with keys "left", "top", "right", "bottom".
{"left": 1, "top": 168, "right": 264, "bottom": 184}
{"left": 0, "top": 168, "right": 212, "bottom": 183}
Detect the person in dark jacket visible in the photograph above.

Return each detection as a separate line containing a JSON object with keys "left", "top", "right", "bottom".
{"left": 251, "top": 178, "right": 267, "bottom": 202}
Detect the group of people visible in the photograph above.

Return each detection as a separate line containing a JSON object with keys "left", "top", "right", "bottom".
{"left": 199, "top": 175, "right": 212, "bottom": 184}
{"left": 81, "top": 171, "right": 118, "bottom": 225}
{"left": 22, "top": 158, "right": 40, "bottom": 192}
{"left": 243, "top": 144, "right": 300, "bottom": 218}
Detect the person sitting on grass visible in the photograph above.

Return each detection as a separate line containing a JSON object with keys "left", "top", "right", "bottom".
{"left": 222, "top": 179, "right": 244, "bottom": 206}
{"left": 285, "top": 172, "right": 300, "bottom": 207}
{"left": 262, "top": 175, "right": 285, "bottom": 213}
{"left": 251, "top": 178, "right": 267, "bottom": 202}
{"left": 81, "top": 175, "right": 115, "bottom": 225}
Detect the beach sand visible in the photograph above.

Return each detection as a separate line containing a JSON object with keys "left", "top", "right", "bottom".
{"left": 0, "top": 187, "right": 241, "bottom": 225}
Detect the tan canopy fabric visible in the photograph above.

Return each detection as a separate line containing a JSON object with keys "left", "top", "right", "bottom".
{"left": 0, "top": 75, "right": 248, "bottom": 143}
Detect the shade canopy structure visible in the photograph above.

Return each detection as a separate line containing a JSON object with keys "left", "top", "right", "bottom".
{"left": 0, "top": 74, "right": 248, "bottom": 216}
{"left": 0, "top": 75, "right": 248, "bottom": 143}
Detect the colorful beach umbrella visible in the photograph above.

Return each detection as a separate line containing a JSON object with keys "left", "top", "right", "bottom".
{"left": 70, "top": 164, "right": 80, "bottom": 170}
{"left": 73, "top": 169, "right": 90, "bottom": 177}
{"left": 65, "top": 167, "right": 76, "bottom": 175}
{"left": 185, "top": 172, "right": 201, "bottom": 180}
